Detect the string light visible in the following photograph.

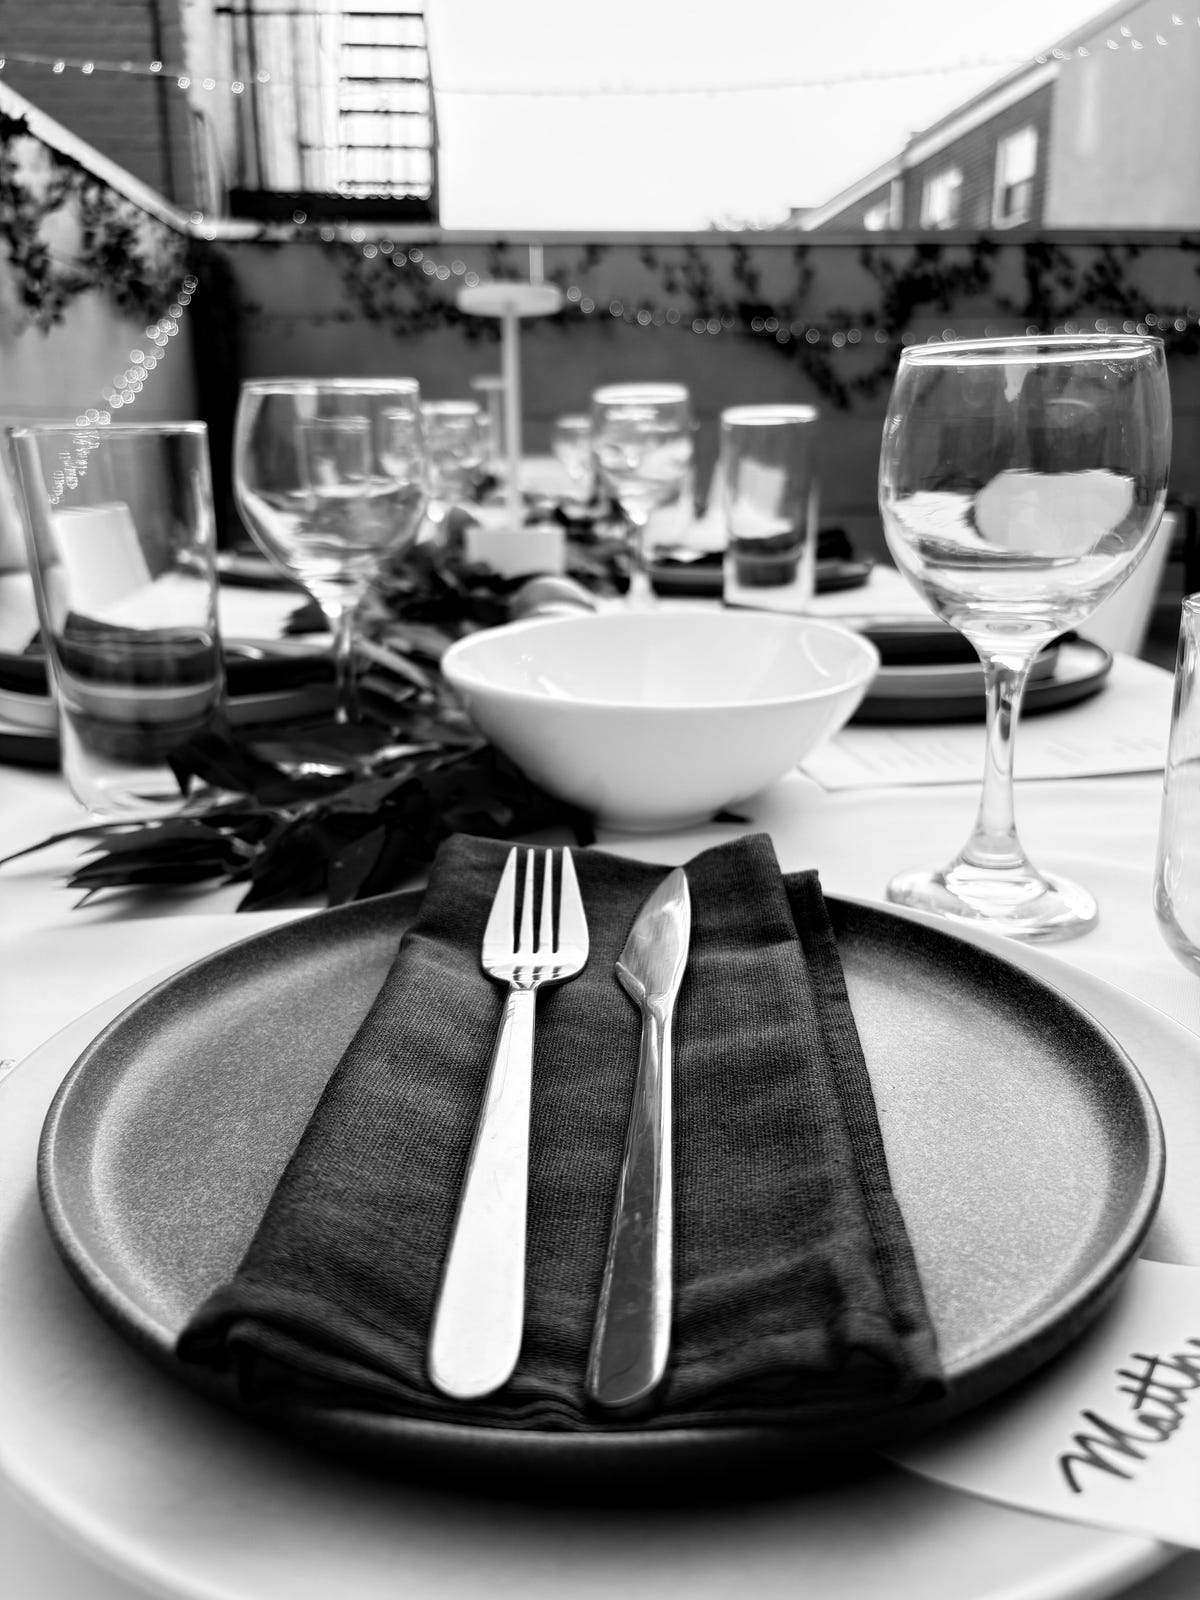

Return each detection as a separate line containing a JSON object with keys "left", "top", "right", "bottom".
{"left": 47, "top": 274, "right": 198, "bottom": 502}
{"left": 1, "top": 20, "right": 1197, "bottom": 101}
{"left": 332, "top": 232, "right": 1198, "bottom": 347}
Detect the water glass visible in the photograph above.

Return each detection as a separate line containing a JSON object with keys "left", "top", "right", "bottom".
{"left": 469, "top": 374, "right": 506, "bottom": 476}
{"left": 550, "top": 413, "right": 594, "bottom": 503}
{"left": 719, "top": 404, "right": 820, "bottom": 611}
{"left": 12, "top": 421, "right": 226, "bottom": 818}
{"left": 422, "top": 399, "right": 486, "bottom": 512}
{"left": 1155, "top": 594, "right": 1200, "bottom": 971}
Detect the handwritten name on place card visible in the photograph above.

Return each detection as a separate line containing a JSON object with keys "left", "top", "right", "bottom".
{"left": 890, "top": 1258, "right": 1200, "bottom": 1549}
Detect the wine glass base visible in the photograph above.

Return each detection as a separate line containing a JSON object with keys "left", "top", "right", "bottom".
{"left": 886, "top": 862, "right": 1098, "bottom": 943}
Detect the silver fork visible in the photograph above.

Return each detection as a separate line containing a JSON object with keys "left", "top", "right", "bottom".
{"left": 428, "top": 846, "right": 589, "bottom": 1400}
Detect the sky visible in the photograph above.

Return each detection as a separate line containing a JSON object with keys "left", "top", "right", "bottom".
{"left": 423, "top": 0, "right": 1126, "bottom": 229}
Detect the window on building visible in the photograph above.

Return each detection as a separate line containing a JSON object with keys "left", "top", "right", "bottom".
{"left": 993, "top": 126, "right": 1038, "bottom": 227}
{"left": 863, "top": 198, "right": 892, "bottom": 231}
{"left": 920, "top": 167, "right": 962, "bottom": 229}
{"left": 215, "top": 1, "right": 436, "bottom": 219}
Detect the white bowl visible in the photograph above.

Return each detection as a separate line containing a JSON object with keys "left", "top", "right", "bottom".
{"left": 441, "top": 609, "right": 879, "bottom": 831}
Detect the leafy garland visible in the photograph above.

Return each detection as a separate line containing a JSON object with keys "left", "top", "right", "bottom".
{"left": 331, "top": 232, "right": 1200, "bottom": 410}
{"left": 3, "top": 546, "right": 595, "bottom": 912}
{"left": 0, "top": 111, "right": 187, "bottom": 330}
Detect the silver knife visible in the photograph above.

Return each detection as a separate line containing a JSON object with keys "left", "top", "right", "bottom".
{"left": 586, "top": 867, "right": 692, "bottom": 1411}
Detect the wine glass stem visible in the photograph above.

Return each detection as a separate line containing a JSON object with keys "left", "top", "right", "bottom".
{"left": 327, "top": 598, "right": 361, "bottom": 725}
{"left": 625, "top": 507, "right": 655, "bottom": 608}
{"left": 960, "top": 650, "right": 1038, "bottom": 872}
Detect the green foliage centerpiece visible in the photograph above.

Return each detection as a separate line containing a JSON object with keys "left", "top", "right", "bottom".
{"left": 7, "top": 543, "right": 600, "bottom": 910}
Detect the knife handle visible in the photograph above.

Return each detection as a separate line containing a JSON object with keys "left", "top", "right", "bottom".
{"left": 428, "top": 983, "right": 534, "bottom": 1400}
{"left": 586, "top": 1001, "right": 673, "bottom": 1410}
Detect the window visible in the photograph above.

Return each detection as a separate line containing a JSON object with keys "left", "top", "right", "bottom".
{"left": 863, "top": 198, "right": 892, "bottom": 231}
{"left": 993, "top": 126, "right": 1038, "bottom": 227}
{"left": 920, "top": 167, "right": 962, "bottom": 229}
{"left": 862, "top": 177, "right": 902, "bottom": 231}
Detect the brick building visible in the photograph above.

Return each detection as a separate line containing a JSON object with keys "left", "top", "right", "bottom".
{"left": 797, "top": 0, "right": 1199, "bottom": 233}
{"left": 1, "top": 0, "right": 198, "bottom": 204}
{"left": 0, "top": 0, "right": 437, "bottom": 221}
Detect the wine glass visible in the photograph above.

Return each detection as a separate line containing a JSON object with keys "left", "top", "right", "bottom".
{"left": 550, "top": 413, "right": 594, "bottom": 505}
{"left": 233, "top": 378, "right": 427, "bottom": 726}
{"left": 879, "top": 333, "right": 1171, "bottom": 941}
{"left": 590, "top": 383, "right": 693, "bottom": 607}
{"left": 421, "top": 399, "right": 486, "bottom": 528}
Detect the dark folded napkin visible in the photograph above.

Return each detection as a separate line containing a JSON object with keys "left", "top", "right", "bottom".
{"left": 178, "top": 832, "right": 943, "bottom": 1430}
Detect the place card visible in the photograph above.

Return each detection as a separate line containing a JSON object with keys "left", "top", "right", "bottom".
{"left": 463, "top": 509, "right": 566, "bottom": 578}
{"left": 890, "top": 1257, "right": 1200, "bottom": 1549}
{"left": 802, "top": 654, "right": 1172, "bottom": 790}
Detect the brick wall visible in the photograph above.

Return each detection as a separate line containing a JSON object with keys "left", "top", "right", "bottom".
{"left": 808, "top": 82, "right": 1054, "bottom": 234}
{"left": 2, "top": 0, "right": 198, "bottom": 203}
{"left": 900, "top": 84, "right": 1053, "bottom": 231}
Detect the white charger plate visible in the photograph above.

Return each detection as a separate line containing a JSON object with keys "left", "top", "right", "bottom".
{"left": 0, "top": 938, "right": 1188, "bottom": 1600}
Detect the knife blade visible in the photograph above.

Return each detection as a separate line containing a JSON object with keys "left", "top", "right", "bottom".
{"left": 586, "top": 867, "right": 692, "bottom": 1411}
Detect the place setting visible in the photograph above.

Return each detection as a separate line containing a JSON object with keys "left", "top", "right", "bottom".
{"left": 12, "top": 0, "right": 1200, "bottom": 1593}
{"left": 5, "top": 322, "right": 1200, "bottom": 1600}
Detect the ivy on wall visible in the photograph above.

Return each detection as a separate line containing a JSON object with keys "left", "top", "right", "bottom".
{"left": 329, "top": 230, "right": 1200, "bottom": 410}
{"left": 0, "top": 111, "right": 187, "bottom": 332}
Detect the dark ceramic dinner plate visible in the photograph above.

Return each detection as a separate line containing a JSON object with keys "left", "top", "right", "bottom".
{"left": 651, "top": 555, "right": 873, "bottom": 598}
{"left": 0, "top": 643, "right": 337, "bottom": 766}
{"left": 36, "top": 892, "right": 1163, "bottom": 1491}
{"left": 0, "top": 642, "right": 331, "bottom": 701}
{"left": 853, "top": 637, "right": 1113, "bottom": 724}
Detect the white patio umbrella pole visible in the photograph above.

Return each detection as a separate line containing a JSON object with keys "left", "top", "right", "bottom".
{"left": 455, "top": 274, "right": 566, "bottom": 576}
{"left": 456, "top": 276, "right": 564, "bottom": 534}
{"left": 500, "top": 301, "right": 523, "bottom": 537}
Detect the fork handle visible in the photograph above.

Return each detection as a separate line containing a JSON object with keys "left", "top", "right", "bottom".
{"left": 428, "top": 983, "right": 535, "bottom": 1401}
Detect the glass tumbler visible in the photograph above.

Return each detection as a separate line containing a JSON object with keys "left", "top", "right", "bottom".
{"left": 1155, "top": 594, "right": 1200, "bottom": 971}
{"left": 12, "top": 421, "right": 227, "bottom": 818}
{"left": 720, "top": 404, "right": 820, "bottom": 612}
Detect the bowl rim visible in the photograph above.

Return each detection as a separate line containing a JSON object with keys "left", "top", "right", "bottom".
{"left": 440, "top": 610, "right": 881, "bottom": 714}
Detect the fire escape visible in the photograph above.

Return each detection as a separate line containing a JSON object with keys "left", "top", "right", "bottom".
{"left": 214, "top": 0, "right": 436, "bottom": 221}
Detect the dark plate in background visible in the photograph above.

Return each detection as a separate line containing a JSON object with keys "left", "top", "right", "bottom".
{"left": 0, "top": 642, "right": 337, "bottom": 766}
{"left": 854, "top": 638, "right": 1113, "bottom": 725}
{"left": 37, "top": 891, "right": 1162, "bottom": 1492}
{"left": 0, "top": 643, "right": 332, "bottom": 700}
{"left": 650, "top": 554, "right": 873, "bottom": 598}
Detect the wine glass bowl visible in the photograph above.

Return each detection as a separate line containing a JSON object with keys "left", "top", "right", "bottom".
{"left": 879, "top": 334, "right": 1171, "bottom": 940}
{"left": 233, "top": 378, "right": 428, "bottom": 726}
{"left": 590, "top": 382, "right": 693, "bottom": 606}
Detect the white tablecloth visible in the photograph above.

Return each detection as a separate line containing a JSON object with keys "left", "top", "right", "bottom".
{"left": 3, "top": 652, "right": 1200, "bottom": 1600}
